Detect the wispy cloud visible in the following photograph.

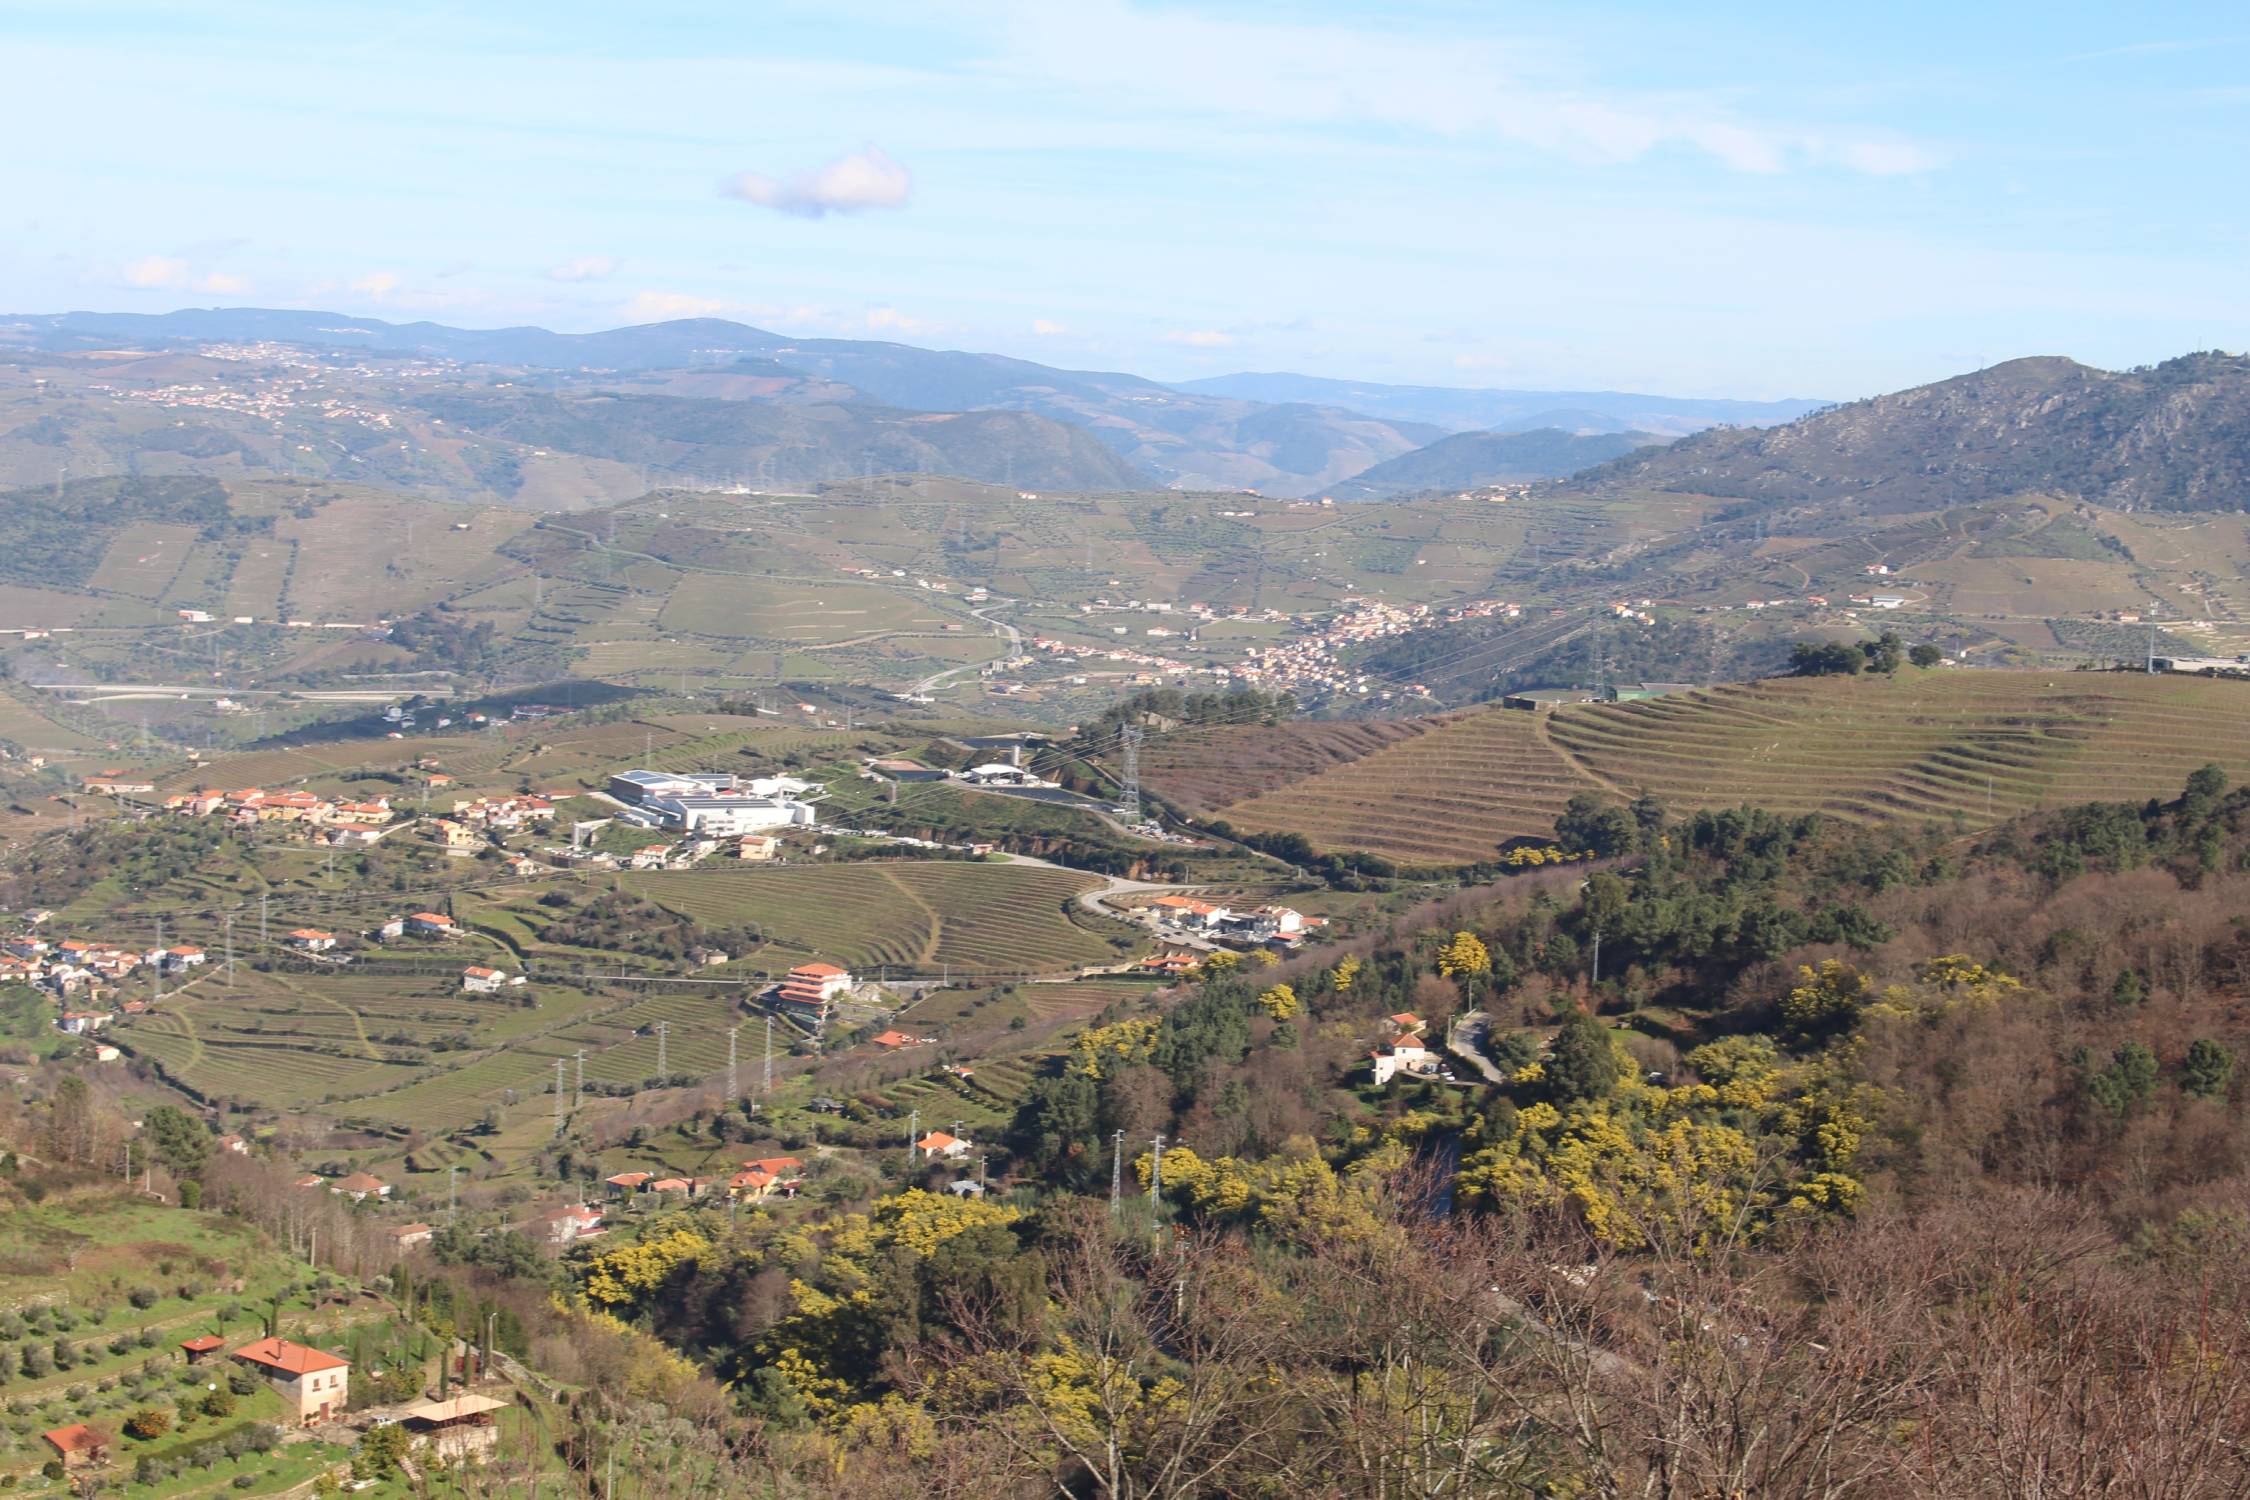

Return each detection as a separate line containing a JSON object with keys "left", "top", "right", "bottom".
{"left": 545, "top": 255, "right": 619, "bottom": 283}
{"left": 350, "top": 272, "right": 402, "bottom": 299}
{"left": 621, "top": 290, "right": 728, "bottom": 321}
{"left": 864, "top": 305, "right": 948, "bottom": 337}
{"left": 120, "top": 255, "right": 249, "bottom": 295}
{"left": 1030, "top": 318, "right": 1068, "bottom": 336}
{"left": 982, "top": 1, "right": 1937, "bottom": 175}
{"left": 1163, "top": 329, "right": 1235, "bottom": 348}
{"left": 720, "top": 147, "right": 912, "bottom": 218}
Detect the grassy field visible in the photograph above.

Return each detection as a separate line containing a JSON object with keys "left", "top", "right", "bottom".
{"left": 1207, "top": 669, "right": 2250, "bottom": 864}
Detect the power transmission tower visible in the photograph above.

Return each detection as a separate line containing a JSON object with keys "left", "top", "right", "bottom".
{"left": 223, "top": 913, "right": 234, "bottom": 979}
{"left": 259, "top": 895, "right": 268, "bottom": 946}
{"left": 906, "top": 1109, "right": 919, "bottom": 1168}
{"left": 655, "top": 1020, "right": 668, "bottom": 1076}
{"left": 574, "top": 1050, "right": 585, "bottom": 1108}
{"left": 447, "top": 1165, "right": 459, "bottom": 1221}
{"left": 1121, "top": 724, "right": 1143, "bottom": 824}
{"left": 553, "top": 1059, "right": 565, "bottom": 1135}
{"left": 153, "top": 917, "right": 164, "bottom": 1006}
{"left": 763, "top": 1017, "right": 774, "bottom": 1094}
{"left": 727, "top": 1025, "right": 739, "bottom": 1100}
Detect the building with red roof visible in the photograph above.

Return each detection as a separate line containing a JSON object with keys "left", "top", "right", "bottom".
{"left": 42, "top": 1423, "right": 110, "bottom": 1467}
{"left": 232, "top": 1337, "right": 350, "bottom": 1423}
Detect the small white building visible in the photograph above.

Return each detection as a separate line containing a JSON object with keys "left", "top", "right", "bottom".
{"left": 1369, "top": 1036, "right": 1435, "bottom": 1086}
{"left": 461, "top": 966, "right": 508, "bottom": 994}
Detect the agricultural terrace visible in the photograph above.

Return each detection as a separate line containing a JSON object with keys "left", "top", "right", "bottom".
{"left": 0, "top": 1195, "right": 353, "bottom": 1488}
{"left": 1217, "top": 708, "right": 1583, "bottom": 864}
{"left": 116, "top": 967, "right": 626, "bottom": 1125}
{"left": 1217, "top": 669, "right": 2250, "bottom": 865}
{"left": 1136, "top": 718, "right": 1436, "bottom": 816}
{"left": 621, "top": 859, "right": 1130, "bottom": 976}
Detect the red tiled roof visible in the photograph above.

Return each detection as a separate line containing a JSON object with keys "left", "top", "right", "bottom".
{"left": 789, "top": 961, "right": 847, "bottom": 979}
{"left": 232, "top": 1336, "right": 349, "bottom": 1376}
{"left": 180, "top": 1335, "right": 226, "bottom": 1353}
{"left": 44, "top": 1424, "right": 105, "bottom": 1455}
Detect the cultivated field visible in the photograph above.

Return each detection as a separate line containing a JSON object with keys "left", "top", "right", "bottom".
{"left": 1138, "top": 718, "right": 1436, "bottom": 815}
{"left": 1211, "top": 669, "right": 2250, "bottom": 864}
{"left": 623, "top": 859, "right": 1127, "bottom": 976}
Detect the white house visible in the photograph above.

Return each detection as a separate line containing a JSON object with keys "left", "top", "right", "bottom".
{"left": 916, "top": 1130, "right": 974, "bottom": 1161}
{"left": 1369, "top": 1036, "right": 1435, "bottom": 1086}
{"left": 461, "top": 966, "right": 508, "bottom": 994}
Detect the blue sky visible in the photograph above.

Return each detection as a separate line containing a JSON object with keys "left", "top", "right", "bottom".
{"left": 3, "top": 0, "right": 2246, "bottom": 399}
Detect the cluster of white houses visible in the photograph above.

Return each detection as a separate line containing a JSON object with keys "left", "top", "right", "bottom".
{"left": 1144, "top": 895, "right": 1326, "bottom": 948}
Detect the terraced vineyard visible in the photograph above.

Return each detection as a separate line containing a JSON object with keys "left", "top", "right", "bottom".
{"left": 1137, "top": 718, "right": 1437, "bottom": 815}
{"left": 1213, "top": 671, "right": 2250, "bottom": 863}
{"left": 1218, "top": 707, "right": 1586, "bottom": 863}
{"left": 624, "top": 859, "right": 1127, "bottom": 976}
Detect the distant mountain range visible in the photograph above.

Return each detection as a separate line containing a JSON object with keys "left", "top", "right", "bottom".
{"left": 1330, "top": 427, "right": 1667, "bottom": 500}
{"left": 1578, "top": 352, "right": 2250, "bottom": 514}
{"left": 1172, "top": 371, "right": 1822, "bottom": 436}
{"left": 0, "top": 308, "right": 1806, "bottom": 501}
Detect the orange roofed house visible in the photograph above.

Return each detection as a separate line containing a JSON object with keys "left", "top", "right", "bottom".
{"left": 773, "top": 961, "right": 852, "bottom": 1025}
{"left": 232, "top": 1336, "right": 350, "bottom": 1424}
{"left": 42, "top": 1423, "right": 111, "bottom": 1468}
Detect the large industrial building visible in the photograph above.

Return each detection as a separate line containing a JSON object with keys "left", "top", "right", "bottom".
{"left": 606, "top": 769, "right": 817, "bottom": 835}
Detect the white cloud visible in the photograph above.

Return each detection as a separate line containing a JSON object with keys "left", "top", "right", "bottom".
{"left": 121, "top": 256, "right": 251, "bottom": 295}
{"left": 1030, "top": 318, "right": 1068, "bottom": 336}
{"left": 122, "top": 255, "right": 189, "bottom": 289}
{"left": 1163, "top": 329, "right": 1235, "bottom": 348}
{"left": 621, "top": 290, "right": 728, "bottom": 322}
{"left": 983, "top": 2, "right": 1937, "bottom": 176}
{"left": 863, "top": 305, "right": 948, "bottom": 337}
{"left": 545, "top": 255, "right": 620, "bottom": 283}
{"left": 350, "top": 272, "right": 403, "bottom": 299}
{"left": 720, "top": 147, "right": 912, "bottom": 218}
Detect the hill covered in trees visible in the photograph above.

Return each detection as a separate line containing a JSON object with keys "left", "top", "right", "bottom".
{"left": 1578, "top": 350, "right": 2250, "bottom": 514}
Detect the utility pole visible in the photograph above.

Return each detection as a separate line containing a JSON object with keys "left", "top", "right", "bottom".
{"left": 1150, "top": 1135, "right": 1166, "bottom": 1213}
{"left": 448, "top": 1165, "right": 459, "bottom": 1221}
{"left": 553, "top": 1059, "right": 565, "bottom": 1136}
{"left": 1111, "top": 1130, "right": 1124, "bottom": 1210}
{"left": 727, "top": 1025, "right": 739, "bottom": 1101}
{"left": 655, "top": 1020, "right": 668, "bottom": 1076}
{"left": 223, "top": 913, "right": 234, "bottom": 980}
{"left": 1590, "top": 930, "right": 1602, "bottom": 987}
{"left": 259, "top": 895, "right": 268, "bottom": 946}
{"left": 762, "top": 1016, "right": 774, "bottom": 1095}
{"left": 153, "top": 917, "right": 164, "bottom": 1005}
{"left": 907, "top": 1109, "right": 919, "bottom": 1170}
{"left": 574, "top": 1050, "right": 585, "bottom": 1108}
{"left": 1121, "top": 724, "right": 1143, "bottom": 824}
